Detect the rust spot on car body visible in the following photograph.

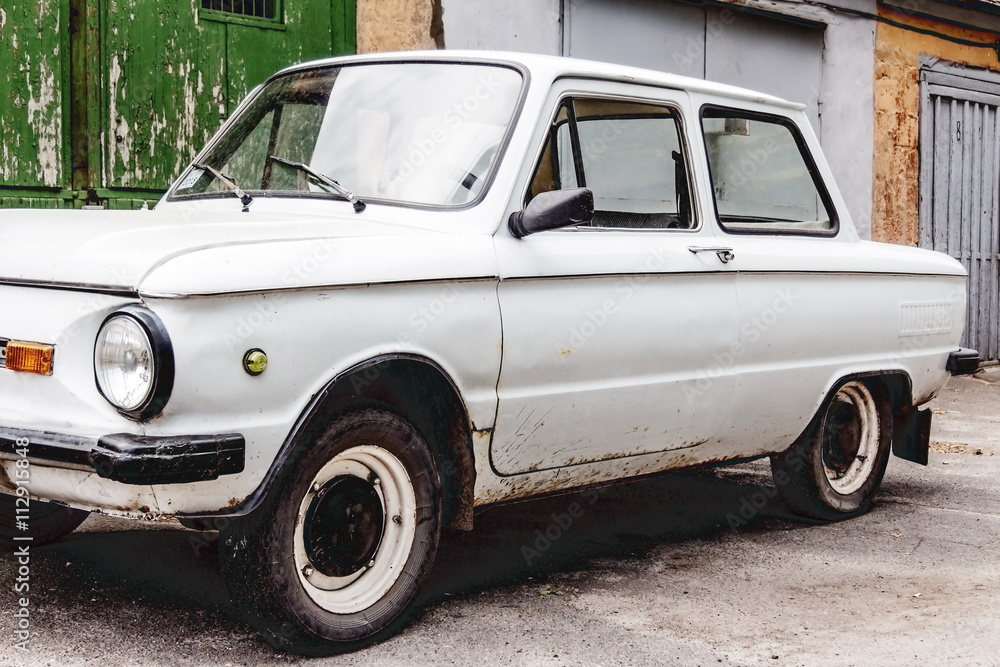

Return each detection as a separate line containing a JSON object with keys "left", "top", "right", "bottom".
{"left": 0, "top": 464, "right": 14, "bottom": 491}
{"left": 475, "top": 443, "right": 775, "bottom": 509}
{"left": 445, "top": 426, "right": 482, "bottom": 532}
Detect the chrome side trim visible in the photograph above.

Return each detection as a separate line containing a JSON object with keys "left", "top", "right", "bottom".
{"left": 0, "top": 278, "right": 138, "bottom": 297}
{"left": 139, "top": 275, "right": 499, "bottom": 299}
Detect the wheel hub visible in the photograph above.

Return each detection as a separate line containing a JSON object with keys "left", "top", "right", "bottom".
{"left": 303, "top": 475, "right": 385, "bottom": 578}
{"left": 823, "top": 399, "right": 863, "bottom": 476}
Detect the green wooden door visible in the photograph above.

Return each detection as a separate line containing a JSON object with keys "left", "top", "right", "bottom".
{"left": 0, "top": 0, "right": 355, "bottom": 210}
{"left": 100, "top": 0, "right": 356, "bottom": 209}
{"left": 97, "top": 0, "right": 230, "bottom": 208}
{"left": 0, "top": 1, "right": 73, "bottom": 208}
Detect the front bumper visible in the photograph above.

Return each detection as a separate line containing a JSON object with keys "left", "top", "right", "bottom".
{"left": 0, "top": 427, "right": 244, "bottom": 485}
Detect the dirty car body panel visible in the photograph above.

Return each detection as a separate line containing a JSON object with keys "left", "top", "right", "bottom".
{"left": 0, "top": 51, "right": 975, "bottom": 654}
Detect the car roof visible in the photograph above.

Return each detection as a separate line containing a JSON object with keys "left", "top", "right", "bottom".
{"left": 273, "top": 50, "right": 807, "bottom": 112}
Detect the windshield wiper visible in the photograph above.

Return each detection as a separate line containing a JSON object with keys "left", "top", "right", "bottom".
{"left": 191, "top": 162, "right": 254, "bottom": 212}
{"left": 269, "top": 155, "right": 366, "bottom": 213}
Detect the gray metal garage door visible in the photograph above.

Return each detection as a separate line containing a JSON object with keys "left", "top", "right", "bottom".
{"left": 919, "top": 60, "right": 1000, "bottom": 362}
{"left": 564, "top": 0, "right": 825, "bottom": 130}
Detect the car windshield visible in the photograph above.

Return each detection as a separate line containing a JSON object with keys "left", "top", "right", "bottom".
{"left": 170, "top": 62, "right": 524, "bottom": 207}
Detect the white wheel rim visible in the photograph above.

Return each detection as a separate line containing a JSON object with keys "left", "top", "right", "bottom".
{"left": 293, "top": 445, "right": 416, "bottom": 615}
{"left": 822, "top": 381, "right": 879, "bottom": 495}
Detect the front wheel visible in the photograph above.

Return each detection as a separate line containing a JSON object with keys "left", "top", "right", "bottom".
{"left": 219, "top": 408, "right": 441, "bottom": 656}
{"left": 771, "top": 379, "right": 893, "bottom": 521}
{"left": 0, "top": 494, "right": 89, "bottom": 547}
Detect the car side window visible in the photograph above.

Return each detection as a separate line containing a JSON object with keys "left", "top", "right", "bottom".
{"left": 528, "top": 98, "right": 694, "bottom": 230}
{"left": 701, "top": 108, "right": 837, "bottom": 235}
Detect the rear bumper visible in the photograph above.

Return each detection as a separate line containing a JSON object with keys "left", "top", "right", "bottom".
{"left": 0, "top": 427, "right": 244, "bottom": 485}
{"left": 947, "top": 348, "right": 981, "bottom": 376}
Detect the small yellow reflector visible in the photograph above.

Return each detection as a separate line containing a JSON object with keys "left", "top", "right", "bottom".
{"left": 243, "top": 349, "right": 267, "bottom": 376}
{"left": 6, "top": 340, "right": 54, "bottom": 375}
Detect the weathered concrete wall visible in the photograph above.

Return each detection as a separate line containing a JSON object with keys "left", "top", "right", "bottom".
{"left": 357, "top": 0, "right": 442, "bottom": 53}
{"left": 818, "top": 3, "right": 877, "bottom": 240}
{"left": 440, "top": 0, "right": 561, "bottom": 55}
{"left": 874, "top": 5, "right": 1000, "bottom": 245}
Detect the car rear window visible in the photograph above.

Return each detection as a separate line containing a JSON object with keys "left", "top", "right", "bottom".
{"left": 701, "top": 107, "right": 836, "bottom": 235}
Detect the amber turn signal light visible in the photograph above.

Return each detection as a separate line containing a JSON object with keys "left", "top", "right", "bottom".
{"left": 5, "top": 341, "right": 54, "bottom": 375}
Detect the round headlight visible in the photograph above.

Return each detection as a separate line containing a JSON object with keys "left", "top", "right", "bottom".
{"left": 94, "top": 308, "right": 174, "bottom": 420}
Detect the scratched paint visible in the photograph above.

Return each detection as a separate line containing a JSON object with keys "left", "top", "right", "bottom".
{"left": 103, "top": 1, "right": 223, "bottom": 192}
{"left": 0, "top": 1, "right": 65, "bottom": 191}
{"left": 474, "top": 438, "right": 781, "bottom": 508}
{"left": 25, "top": 60, "right": 61, "bottom": 186}
{"left": 107, "top": 53, "right": 126, "bottom": 183}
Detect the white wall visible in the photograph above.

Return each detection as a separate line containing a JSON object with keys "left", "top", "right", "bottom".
{"left": 440, "top": 0, "right": 561, "bottom": 55}
{"left": 818, "top": 5, "right": 877, "bottom": 239}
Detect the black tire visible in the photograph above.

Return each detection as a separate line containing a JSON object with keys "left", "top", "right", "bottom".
{"left": 0, "top": 493, "right": 89, "bottom": 547}
{"left": 771, "top": 378, "right": 893, "bottom": 521}
{"left": 219, "top": 407, "right": 441, "bottom": 656}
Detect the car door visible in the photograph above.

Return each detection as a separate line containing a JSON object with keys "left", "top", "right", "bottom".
{"left": 491, "top": 83, "right": 741, "bottom": 476}
{"left": 694, "top": 103, "right": 860, "bottom": 454}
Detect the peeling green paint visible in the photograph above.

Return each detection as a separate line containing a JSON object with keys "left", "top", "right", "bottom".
{"left": 0, "top": 0, "right": 356, "bottom": 209}
{"left": 0, "top": 1, "right": 68, "bottom": 191}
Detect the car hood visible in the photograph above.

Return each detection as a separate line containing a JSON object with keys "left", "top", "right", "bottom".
{"left": 0, "top": 207, "right": 497, "bottom": 296}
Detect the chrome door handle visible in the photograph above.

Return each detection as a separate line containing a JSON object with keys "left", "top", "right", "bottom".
{"left": 688, "top": 246, "right": 735, "bottom": 263}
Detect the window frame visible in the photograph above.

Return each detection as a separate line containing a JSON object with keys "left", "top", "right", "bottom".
{"left": 166, "top": 59, "right": 530, "bottom": 212}
{"left": 522, "top": 92, "right": 701, "bottom": 234}
{"left": 699, "top": 104, "right": 840, "bottom": 238}
{"left": 199, "top": 0, "right": 286, "bottom": 31}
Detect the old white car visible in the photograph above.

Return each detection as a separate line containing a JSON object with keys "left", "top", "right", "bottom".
{"left": 0, "top": 51, "right": 979, "bottom": 654}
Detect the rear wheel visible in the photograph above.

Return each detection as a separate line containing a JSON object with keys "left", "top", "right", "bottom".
{"left": 219, "top": 408, "right": 441, "bottom": 656}
{"left": 0, "top": 494, "right": 89, "bottom": 546}
{"left": 771, "top": 379, "right": 893, "bottom": 521}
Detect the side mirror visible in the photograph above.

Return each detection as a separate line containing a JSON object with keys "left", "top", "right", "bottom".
{"left": 508, "top": 188, "right": 594, "bottom": 239}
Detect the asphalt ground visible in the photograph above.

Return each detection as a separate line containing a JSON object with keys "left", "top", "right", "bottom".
{"left": 3, "top": 368, "right": 999, "bottom": 666}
